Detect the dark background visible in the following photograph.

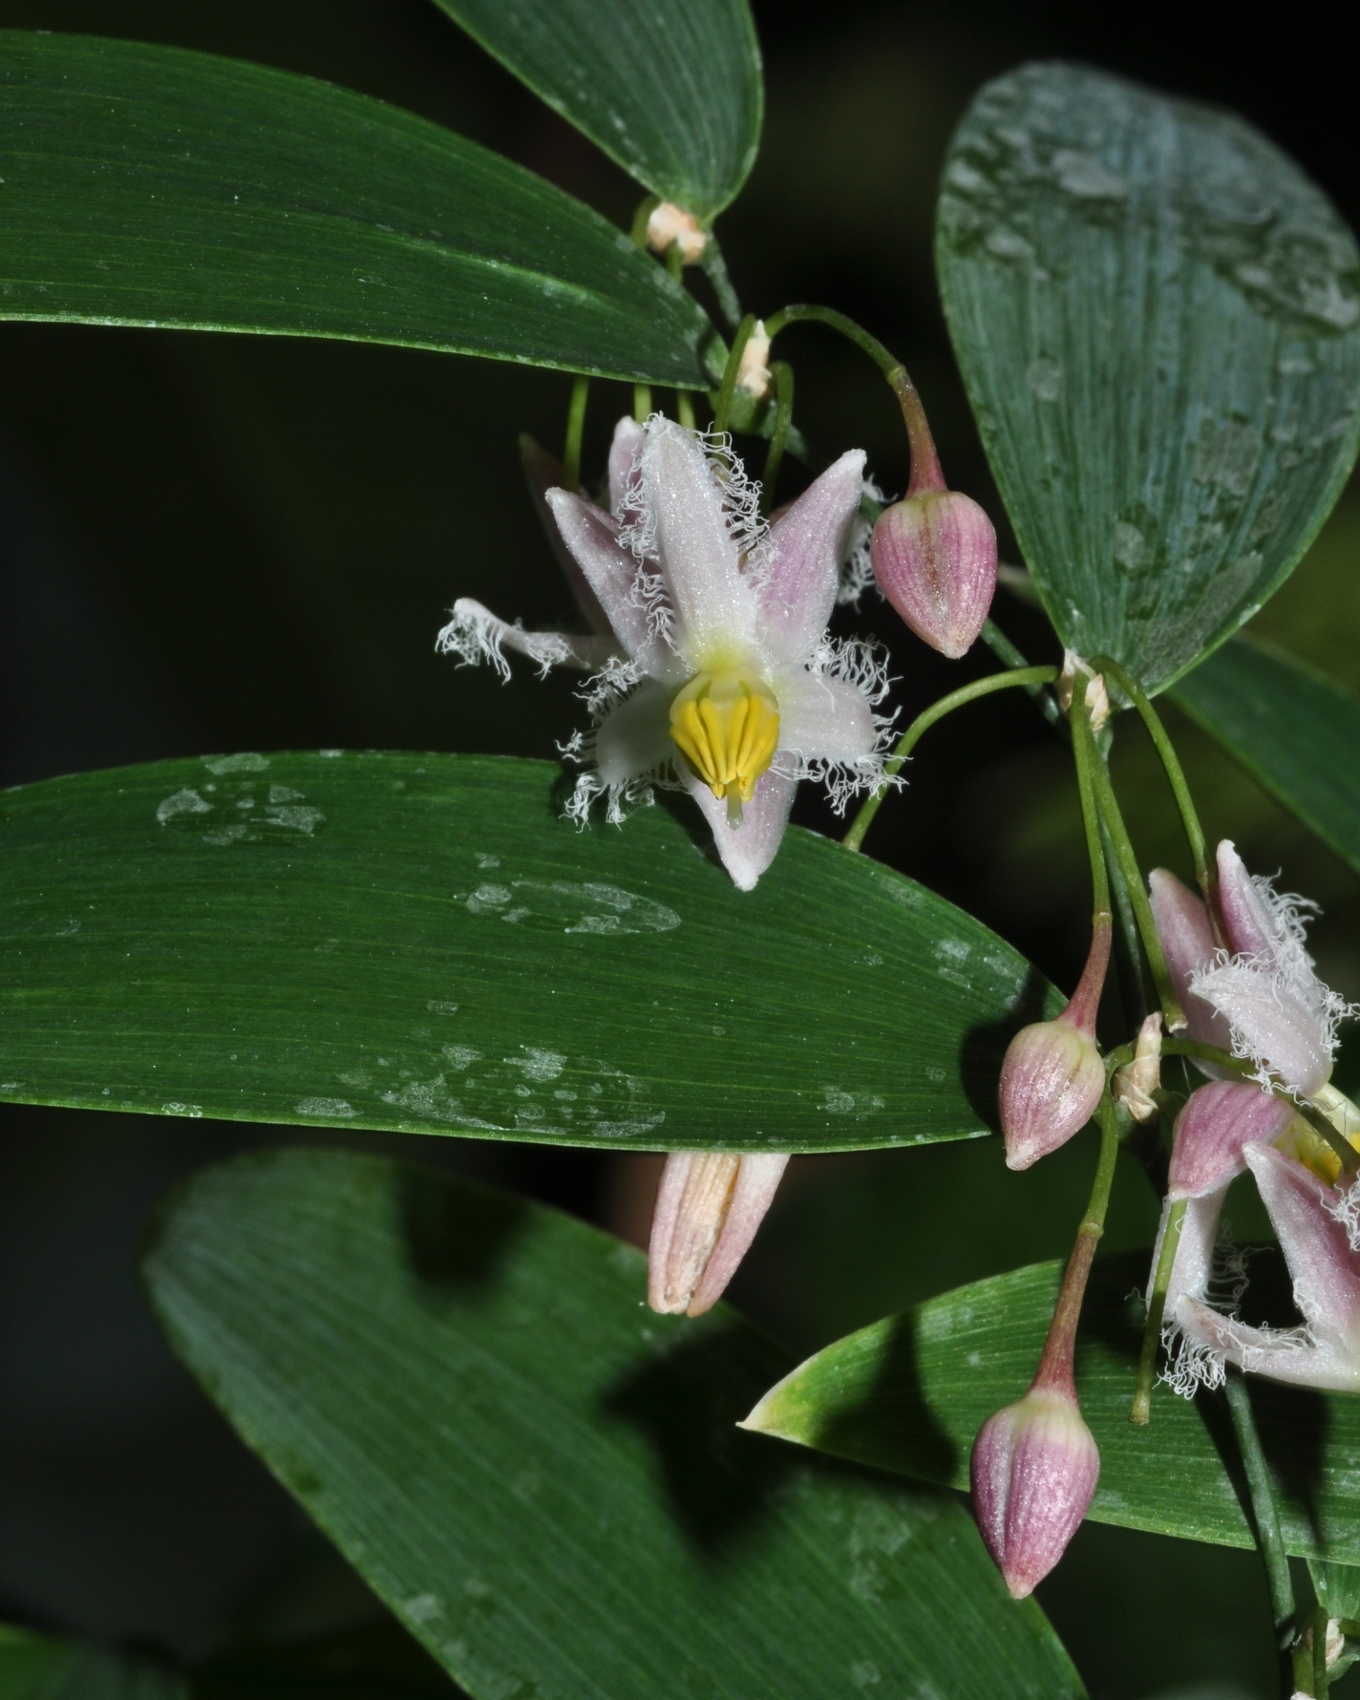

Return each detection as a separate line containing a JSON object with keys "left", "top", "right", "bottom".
{"left": 2, "top": 2, "right": 1357, "bottom": 1695}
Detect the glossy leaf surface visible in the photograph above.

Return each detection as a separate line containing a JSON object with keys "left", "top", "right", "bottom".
{"left": 937, "top": 63, "right": 1360, "bottom": 692}
{"left": 0, "top": 32, "right": 716, "bottom": 385}
{"left": 0, "top": 1624, "right": 187, "bottom": 1700}
{"left": 430, "top": 0, "right": 761, "bottom": 220}
{"left": 747, "top": 1252, "right": 1360, "bottom": 1562}
{"left": 0, "top": 752, "right": 1058, "bottom": 1150}
{"left": 1172, "top": 637, "right": 1360, "bottom": 875}
{"left": 144, "top": 1147, "right": 1084, "bottom": 1700}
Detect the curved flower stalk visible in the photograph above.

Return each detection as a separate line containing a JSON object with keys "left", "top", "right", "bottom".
{"left": 1153, "top": 1078, "right": 1360, "bottom": 1393}
{"left": 438, "top": 415, "right": 894, "bottom": 891}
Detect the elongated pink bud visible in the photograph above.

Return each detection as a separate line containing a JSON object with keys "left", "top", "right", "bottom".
{"left": 971, "top": 1382, "right": 1100, "bottom": 1599}
{"left": 869, "top": 491, "right": 997, "bottom": 660}
{"left": 999, "top": 917, "right": 1110, "bottom": 1170}
{"left": 647, "top": 1151, "right": 789, "bottom": 1317}
{"left": 1147, "top": 869, "right": 1233, "bottom": 1059}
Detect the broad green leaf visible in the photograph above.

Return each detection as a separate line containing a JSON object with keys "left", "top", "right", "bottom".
{"left": 1172, "top": 636, "right": 1360, "bottom": 875}
{"left": 746, "top": 1252, "right": 1360, "bottom": 1562}
{"left": 0, "top": 32, "right": 717, "bottom": 386}
{"left": 1309, "top": 1558, "right": 1360, "bottom": 1622}
{"left": 937, "top": 63, "right": 1360, "bottom": 693}
{"left": 0, "top": 751, "right": 1059, "bottom": 1151}
{"left": 0, "top": 1624, "right": 186, "bottom": 1700}
{"left": 144, "top": 1147, "right": 1084, "bottom": 1700}
{"left": 430, "top": 0, "right": 761, "bottom": 221}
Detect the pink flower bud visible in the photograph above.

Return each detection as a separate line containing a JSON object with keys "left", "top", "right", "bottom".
{"left": 1147, "top": 869, "right": 1233, "bottom": 1059}
{"left": 647, "top": 1151, "right": 788, "bottom": 1316}
{"left": 1167, "top": 1080, "right": 1295, "bottom": 1201}
{"left": 970, "top": 1382, "right": 1100, "bottom": 1599}
{"left": 869, "top": 490, "right": 998, "bottom": 660}
{"left": 999, "top": 917, "right": 1111, "bottom": 1171}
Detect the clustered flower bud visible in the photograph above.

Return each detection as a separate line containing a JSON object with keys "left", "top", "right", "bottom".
{"left": 999, "top": 915, "right": 1111, "bottom": 1170}
{"left": 868, "top": 380, "right": 997, "bottom": 660}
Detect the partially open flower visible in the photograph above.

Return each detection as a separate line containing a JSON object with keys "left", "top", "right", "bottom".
{"left": 647, "top": 1150, "right": 788, "bottom": 1315}
{"left": 438, "top": 415, "right": 894, "bottom": 890}
{"left": 1000, "top": 916, "right": 1111, "bottom": 1170}
{"left": 1151, "top": 1078, "right": 1360, "bottom": 1394}
{"left": 971, "top": 1381, "right": 1100, "bottom": 1599}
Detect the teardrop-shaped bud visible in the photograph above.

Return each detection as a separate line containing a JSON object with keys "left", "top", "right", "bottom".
{"left": 999, "top": 1019, "right": 1106, "bottom": 1171}
{"left": 869, "top": 490, "right": 997, "bottom": 660}
{"left": 999, "top": 915, "right": 1110, "bottom": 1170}
{"left": 647, "top": 1151, "right": 789, "bottom": 1316}
{"left": 970, "top": 1383, "right": 1100, "bottom": 1599}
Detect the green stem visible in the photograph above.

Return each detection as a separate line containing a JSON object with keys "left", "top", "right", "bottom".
{"left": 699, "top": 236, "right": 743, "bottom": 330}
{"left": 1130, "top": 1195, "right": 1185, "bottom": 1425}
{"left": 1101, "top": 812, "right": 1147, "bottom": 1027}
{"left": 633, "top": 384, "right": 652, "bottom": 424}
{"left": 713, "top": 314, "right": 758, "bottom": 436}
{"left": 1090, "top": 654, "right": 1213, "bottom": 910}
{"left": 841, "top": 666, "right": 1059, "bottom": 854}
{"left": 759, "top": 362, "right": 794, "bottom": 515}
{"left": 1224, "top": 1367, "right": 1296, "bottom": 1683}
{"left": 1314, "top": 1603, "right": 1332, "bottom": 1699}
{"left": 1069, "top": 687, "right": 1112, "bottom": 919}
{"left": 666, "top": 243, "right": 684, "bottom": 284}
{"left": 676, "top": 390, "right": 696, "bottom": 430}
{"left": 629, "top": 196, "right": 660, "bottom": 250}
{"left": 1033, "top": 1094, "right": 1121, "bottom": 1393}
{"left": 562, "top": 376, "right": 589, "bottom": 492}
{"left": 762, "top": 304, "right": 944, "bottom": 492}
{"left": 1082, "top": 727, "right": 1186, "bottom": 1032}
{"left": 980, "top": 620, "right": 1065, "bottom": 732}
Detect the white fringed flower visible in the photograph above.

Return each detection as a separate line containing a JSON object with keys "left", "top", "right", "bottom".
{"left": 438, "top": 415, "right": 894, "bottom": 891}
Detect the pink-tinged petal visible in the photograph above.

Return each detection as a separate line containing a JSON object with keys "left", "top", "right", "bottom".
{"left": 755, "top": 449, "right": 866, "bottom": 668}
{"left": 1153, "top": 1188, "right": 1227, "bottom": 1311}
{"left": 647, "top": 1151, "right": 786, "bottom": 1315}
{"left": 1149, "top": 869, "right": 1234, "bottom": 1061}
{"left": 1174, "top": 1297, "right": 1360, "bottom": 1392}
{"left": 519, "top": 435, "right": 613, "bottom": 638}
{"left": 1192, "top": 960, "right": 1334, "bottom": 1097}
{"left": 1168, "top": 1082, "right": 1295, "bottom": 1200}
{"left": 608, "top": 416, "right": 646, "bottom": 523}
{"left": 642, "top": 420, "right": 754, "bottom": 667}
{"left": 1244, "top": 1143, "right": 1360, "bottom": 1351}
{"left": 1217, "top": 840, "right": 1280, "bottom": 960}
{"left": 545, "top": 490, "right": 683, "bottom": 680}
{"left": 593, "top": 681, "right": 675, "bottom": 787}
{"left": 687, "top": 1153, "right": 790, "bottom": 1315}
{"left": 435, "top": 599, "right": 617, "bottom": 678}
{"left": 688, "top": 768, "right": 796, "bottom": 892}
{"left": 773, "top": 670, "right": 878, "bottom": 764}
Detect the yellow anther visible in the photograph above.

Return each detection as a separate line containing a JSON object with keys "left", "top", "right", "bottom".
{"left": 1276, "top": 1114, "right": 1360, "bottom": 1186}
{"left": 669, "top": 672, "right": 780, "bottom": 816}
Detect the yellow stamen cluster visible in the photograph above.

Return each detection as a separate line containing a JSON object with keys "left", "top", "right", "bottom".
{"left": 1277, "top": 1115, "right": 1360, "bottom": 1186}
{"left": 669, "top": 672, "right": 780, "bottom": 823}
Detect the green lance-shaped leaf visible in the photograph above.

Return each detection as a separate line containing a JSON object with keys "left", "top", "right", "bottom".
{"left": 429, "top": 0, "right": 762, "bottom": 221}
{"left": 937, "top": 62, "right": 1360, "bottom": 693}
{"left": 0, "top": 1623, "right": 187, "bottom": 1700}
{"left": 0, "top": 31, "right": 718, "bottom": 386}
{"left": 1172, "top": 636, "right": 1360, "bottom": 876}
{"left": 746, "top": 1252, "right": 1360, "bottom": 1562}
{"left": 0, "top": 752, "right": 1059, "bottom": 1151}
{"left": 143, "top": 1147, "right": 1085, "bottom": 1700}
